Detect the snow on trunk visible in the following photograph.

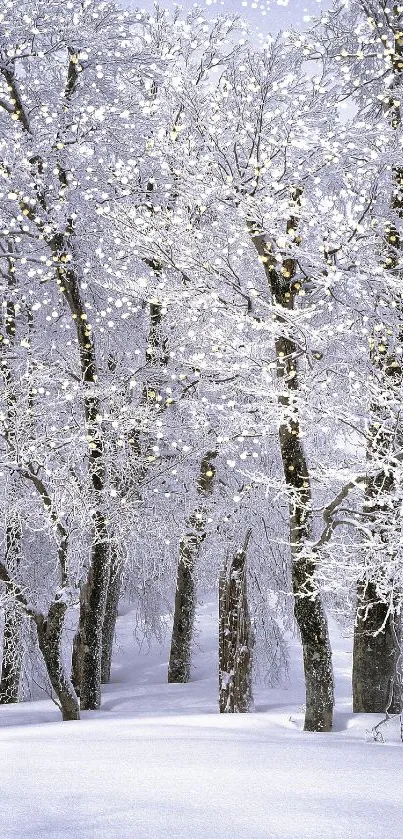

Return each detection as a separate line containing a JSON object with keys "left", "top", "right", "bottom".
{"left": 219, "top": 530, "right": 253, "bottom": 713}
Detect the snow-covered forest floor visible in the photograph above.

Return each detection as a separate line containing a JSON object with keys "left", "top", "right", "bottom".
{"left": 1, "top": 601, "right": 402, "bottom": 839}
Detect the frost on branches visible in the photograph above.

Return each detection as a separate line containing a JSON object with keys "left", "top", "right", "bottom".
{"left": 0, "top": 0, "right": 402, "bottom": 732}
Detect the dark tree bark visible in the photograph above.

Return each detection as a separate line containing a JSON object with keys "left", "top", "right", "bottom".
{"left": 353, "top": 368, "right": 402, "bottom": 713}
{"left": 168, "top": 450, "right": 217, "bottom": 683}
{"left": 168, "top": 541, "right": 197, "bottom": 684}
{"left": 353, "top": 585, "right": 401, "bottom": 713}
{"left": 249, "top": 201, "right": 334, "bottom": 732}
{"left": 72, "top": 515, "right": 109, "bottom": 711}
{"left": 219, "top": 531, "right": 253, "bottom": 713}
{"left": 101, "top": 549, "right": 123, "bottom": 684}
{"left": 71, "top": 605, "right": 83, "bottom": 698}
{"left": 36, "top": 602, "right": 80, "bottom": 721}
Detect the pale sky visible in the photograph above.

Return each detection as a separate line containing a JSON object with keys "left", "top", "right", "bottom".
{"left": 123, "top": 0, "right": 332, "bottom": 37}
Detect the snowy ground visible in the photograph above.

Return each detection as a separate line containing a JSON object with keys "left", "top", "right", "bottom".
{"left": 1, "top": 600, "right": 402, "bottom": 839}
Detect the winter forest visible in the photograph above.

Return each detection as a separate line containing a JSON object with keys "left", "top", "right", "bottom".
{"left": 1, "top": 0, "right": 403, "bottom": 836}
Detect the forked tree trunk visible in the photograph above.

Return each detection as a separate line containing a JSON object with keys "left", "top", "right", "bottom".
{"left": 249, "top": 204, "right": 334, "bottom": 732}
{"left": 219, "top": 531, "right": 253, "bottom": 713}
{"left": 0, "top": 573, "right": 79, "bottom": 721}
{"left": 1, "top": 54, "right": 110, "bottom": 713}
{"left": 168, "top": 451, "right": 217, "bottom": 683}
{"left": 0, "top": 567, "right": 79, "bottom": 720}
{"left": 36, "top": 602, "right": 80, "bottom": 721}
{"left": 59, "top": 251, "right": 110, "bottom": 711}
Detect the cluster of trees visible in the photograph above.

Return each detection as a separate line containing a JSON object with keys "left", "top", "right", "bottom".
{"left": 1, "top": 0, "right": 403, "bottom": 732}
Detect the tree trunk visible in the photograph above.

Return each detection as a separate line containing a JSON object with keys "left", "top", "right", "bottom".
{"left": 3, "top": 53, "right": 110, "bottom": 713}
{"left": 249, "top": 205, "right": 334, "bottom": 732}
{"left": 352, "top": 11, "right": 403, "bottom": 713}
{"left": 168, "top": 543, "right": 197, "bottom": 683}
{"left": 168, "top": 450, "right": 217, "bottom": 683}
{"left": 74, "top": 514, "right": 110, "bottom": 711}
{"left": 293, "top": 568, "right": 334, "bottom": 731}
{"left": 352, "top": 413, "right": 402, "bottom": 714}
{"left": 219, "top": 531, "right": 253, "bottom": 713}
{"left": 36, "top": 602, "right": 80, "bottom": 721}
{"left": 101, "top": 548, "right": 123, "bottom": 684}
{"left": 353, "top": 585, "right": 401, "bottom": 713}
{"left": 0, "top": 607, "right": 24, "bottom": 704}
{"left": 71, "top": 594, "right": 84, "bottom": 698}
{"left": 277, "top": 334, "right": 334, "bottom": 733}
{"left": 61, "top": 254, "right": 110, "bottom": 709}
{"left": 79, "top": 545, "right": 110, "bottom": 712}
